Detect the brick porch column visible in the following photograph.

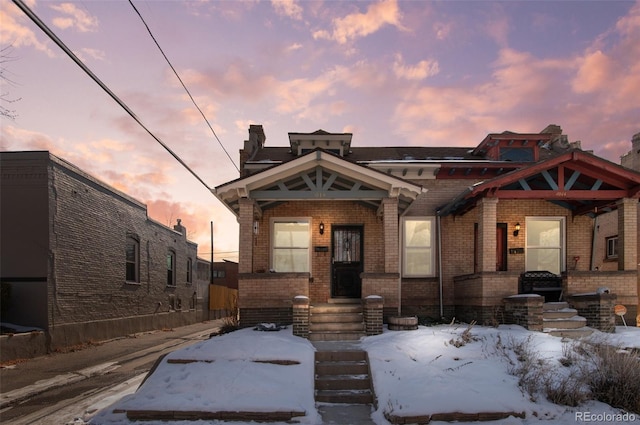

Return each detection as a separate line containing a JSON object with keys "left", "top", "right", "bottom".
{"left": 238, "top": 197, "right": 255, "bottom": 274}
{"left": 617, "top": 197, "right": 638, "bottom": 271}
{"left": 292, "top": 296, "right": 310, "bottom": 338}
{"left": 477, "top": 197, "right": 498, "bottom": 272}
{"left": 382, "top": 197, "right": 399, "bottom": 274}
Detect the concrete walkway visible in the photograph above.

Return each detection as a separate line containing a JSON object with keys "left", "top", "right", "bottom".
{"left": 312, "top": 340, "right": 376, "bottom": 425}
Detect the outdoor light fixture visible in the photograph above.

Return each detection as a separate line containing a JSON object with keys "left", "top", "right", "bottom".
{"left": 513, "top": 222, "right": 520, "bottom": 237}
{"left": 319, "top": 222, "right": 325, "bottom": 235}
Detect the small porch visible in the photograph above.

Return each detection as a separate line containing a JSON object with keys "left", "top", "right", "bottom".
{"left": 445, "top": 150, "right": 640, "bottom": 327}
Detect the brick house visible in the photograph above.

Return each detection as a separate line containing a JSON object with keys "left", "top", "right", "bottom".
{"left": 214, "top": 125, "right": 639, "bottom": 331}
{"left": 1, "top": 151, "right": 202, "bottom": 356}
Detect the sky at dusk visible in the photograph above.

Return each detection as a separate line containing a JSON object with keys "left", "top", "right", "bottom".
{"left": 1, "top": 0, "right": 639, "bottom": 262}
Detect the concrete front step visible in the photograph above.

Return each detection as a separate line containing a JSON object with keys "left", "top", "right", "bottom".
{"left": 315, "top": 389, "right": 374, "bottom": 404}
{"left": 543, "top": 316, "right": 587, "bottom": 329}
{"left": 543, "top": 308, "right": 578, "bottom": 319}
{"left": 312, "top": 304, "right": 363, "bottom": 314}
{"left": 316, "top": 361, "right": 369, "bottom": 376}
{"left": 310, "top": 303, "right": 366, "bottom": 341}
{"left": 310, "top": 322, "right": 365, "bottom": 332}
{"left": 543, "top": 302, "right": 570, "bottom": 311}
{"left": 310, "top": 313, "right": 364, "bottom": 323}
{"left": 315, "top": 350, "right": 374, "bottom": 405}
{"left": 309, "top": 331, "right": 365, "bottom": 341}
{"left": 315, "top": 375, "right": 372, "bottom": 391}
{"left": 544, "top": 328, "right": 595, "bottom": 338}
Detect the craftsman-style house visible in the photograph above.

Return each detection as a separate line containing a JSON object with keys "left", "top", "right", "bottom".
{"left": 214, "top": 125, "right": 639, "bottom": 331}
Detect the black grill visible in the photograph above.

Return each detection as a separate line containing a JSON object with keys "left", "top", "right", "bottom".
{"left": 519, "top": 271, "right": 562, "bottom": 302}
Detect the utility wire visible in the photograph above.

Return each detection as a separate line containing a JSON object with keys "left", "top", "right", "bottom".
{"left": 12, "top": 0, "right": 213, "bottom": 192}
{"left": 128, "top": 0, "right": 239, "bottom": 173}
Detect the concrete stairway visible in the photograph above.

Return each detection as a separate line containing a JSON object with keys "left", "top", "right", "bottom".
{"left": 315, "top": 350, "right": 374, "bottom": 405}
{"left": 543, "top": 302, "right": 593, "bottom": 338}
{"left": 309, "top": 302, "right": 365, "bottom": 341}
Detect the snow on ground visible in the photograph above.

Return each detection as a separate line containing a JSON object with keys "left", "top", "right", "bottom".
{"left": 89, "top": 325, "right": 640, "bottom": 425}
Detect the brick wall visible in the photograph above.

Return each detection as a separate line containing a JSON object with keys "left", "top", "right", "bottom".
{"left": 1, "top": 152, "right": 201, "bottom": 350}
{"left": 568, "top": 293, "right": 617, "bottom": 332}
{"left": 250, "top": 200, "right": 384, "bottom": 304}
{"left": 503, "top": 295, "right": 543, "bottom": 331}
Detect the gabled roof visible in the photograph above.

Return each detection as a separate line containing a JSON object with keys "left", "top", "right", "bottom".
{"left": 215, "top": 148, "right": 425, "bottom": 216}
{"left": 437, "top": 150, "right": 640, "bottom": 217}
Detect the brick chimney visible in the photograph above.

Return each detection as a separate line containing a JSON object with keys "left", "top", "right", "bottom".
{"left": 621, "top": 132, "right": 640, "bottom": 171}
{"left": 239, "top": 125, "right": 266, "bottom": 178}
{"left": 174, "top": 218, "right": 186, "bottom": 237}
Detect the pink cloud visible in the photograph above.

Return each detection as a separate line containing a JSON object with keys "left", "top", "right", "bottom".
{"left": 271, "top": 0, "right": 303, "bottom": 21}
{"left": 392, "top": 53, "right": 439, "bottom": 81}
{"left": 50, "top": 3, "right": 99, "bottom": 32}
{"left": 0, "top": 1, "right": 55, "bottom": 56}
{"left": 313, "top": 0, "right": 407, "bottom": 45}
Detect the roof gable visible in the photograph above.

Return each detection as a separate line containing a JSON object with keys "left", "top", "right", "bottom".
{"left": 215, "top": 148, "right": 425, "bottom": 216}
{"left": 438, "top": 150, "right": 640, "bottom": 217}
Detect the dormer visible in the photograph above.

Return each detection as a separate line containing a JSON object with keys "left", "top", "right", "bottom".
{"left": 288, "top": 130, "right": 352, "bottom": 157}
{"left": 472, "top": 125, "right": 569, "bottom": 162}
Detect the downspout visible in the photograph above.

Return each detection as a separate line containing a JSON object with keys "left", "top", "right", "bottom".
{"left": 437, "top": 215, "right": 444, "bottom": 318}
{"left": 590, "top": 215, "right": 599, "bottom": 270}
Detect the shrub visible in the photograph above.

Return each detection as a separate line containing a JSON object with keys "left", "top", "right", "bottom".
{"left": 578, "top": 342, "right": 640, "bottom": 414}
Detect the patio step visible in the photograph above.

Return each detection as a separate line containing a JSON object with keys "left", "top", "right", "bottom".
{"left": 309, "top": 303, "right": 365, "bottom": 341}
{"left": 543, "top": 302, "right": 593, "bottom": 338}
{"left": 315, "top": 350, "right": 374, "bottom": 405}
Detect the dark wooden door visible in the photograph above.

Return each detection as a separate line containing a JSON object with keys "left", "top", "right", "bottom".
{"left": 331, "top": 226, "right": 363, "bottom": 298}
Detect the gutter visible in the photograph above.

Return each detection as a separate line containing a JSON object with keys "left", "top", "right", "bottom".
{"left": 437, "top": 215, "right": 444, "bottom": 318}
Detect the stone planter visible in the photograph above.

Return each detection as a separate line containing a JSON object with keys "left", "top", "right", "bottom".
{"left": 388, "top": 316, "right": 418, "bottom": 331}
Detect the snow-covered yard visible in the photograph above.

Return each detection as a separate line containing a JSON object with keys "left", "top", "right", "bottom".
{"left": 89, "top": 324, "right": 640, "bottom": 425}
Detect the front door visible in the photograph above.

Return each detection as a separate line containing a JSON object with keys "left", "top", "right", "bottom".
{"left": 331, "top": 225, "right": 363, "bottom": 298}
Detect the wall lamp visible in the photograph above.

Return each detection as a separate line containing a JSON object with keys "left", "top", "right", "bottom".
{"left": 319, "top": 222, "right": 325, "bottom": 235}
{"left": 513, "top": 222, "right": 520, "bottom": 237}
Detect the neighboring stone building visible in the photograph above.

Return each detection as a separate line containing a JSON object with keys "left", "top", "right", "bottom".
{"left": 214, "top": 125, "right": 639, "bottom": 333}
{"left": 0, "top": 151, "right": 202, "bottom": 357}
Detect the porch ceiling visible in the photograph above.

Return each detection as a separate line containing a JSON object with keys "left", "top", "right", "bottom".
{"left": 438, "top": 150, "right": 640, "bottom": 217}
{"left": 214, "top": 148, "right": 425, "bottom": 216}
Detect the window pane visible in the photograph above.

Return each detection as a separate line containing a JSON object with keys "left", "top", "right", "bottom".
{"left": 274, "top": 222, "right": 309, "bottom": 248}
{"left": 405, "top": 248, "right": 432, "bottom": 276}
{"left": 405, "top": 220, "right": 431, "bottom": 247}
{"left": 527, "top": 220, "right": 560, "bottom": 247}
{"left": 126, "top": 242, "right": 136, "bottom": 262}
{"left": 526, "top": 248, "right": 561, "bottom": 274}
{"left": 167, "top": 253, "right": 174, "bottom": 270}
{"left": 273, "top": 248, "right": 308, "bottom": 272}
{"left": 126, "top": 263, "right": 137, "bottom": 281}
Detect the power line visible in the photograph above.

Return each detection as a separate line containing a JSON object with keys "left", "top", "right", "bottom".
{"left": 128, "top": 0, "right": 239, "bottom": 173}
{"left": 12, "top": 0, "right": 213, "bottom": 191}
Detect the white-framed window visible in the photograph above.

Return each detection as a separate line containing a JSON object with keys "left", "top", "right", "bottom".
{"left": 167, "top": 250, "right": 176, "bottom": 286}
{"left": 606, "top": 236, "right": 618, "bottom": 259}
{"left": 126, "top": 235, "right": 140, "bottom": 283}
{"left": 525, "top": 217, "right": 565, "bottom": 274}
{"left": 402, "top": 217, "right": 436, "bottom": 277}
{"left": 271, "top": 218, "right": 310, "bottom": 273}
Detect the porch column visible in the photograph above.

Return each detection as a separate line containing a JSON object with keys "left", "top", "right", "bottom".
{"left": 617, "top": 197, "right": 638, "bottom": 271}
{"left": 382, "top": 197, "right": 399, "bottom": 273}
{"left": 477, "top": 197, "right": 498, "bottom": 272}
{"left": 238, "top": 197, "right": 255, "bottom": 274}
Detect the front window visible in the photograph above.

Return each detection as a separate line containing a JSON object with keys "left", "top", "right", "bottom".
{"left": 606, "top": 236, "right": 618, "bottom": 259}
{"left": 403, "top": 217, "right": 435, "bottom": 277}
{"left": 167, "top": 250, "right": 176, "bottom": 286}
{"left": 272, "top": 219, "right": 310, "bottom": 272}
{"left": 126, "top": 235, "right": 140, "bottom": 283}
{"left": 525, "top": 217, "right": 565, "bottom": 274}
